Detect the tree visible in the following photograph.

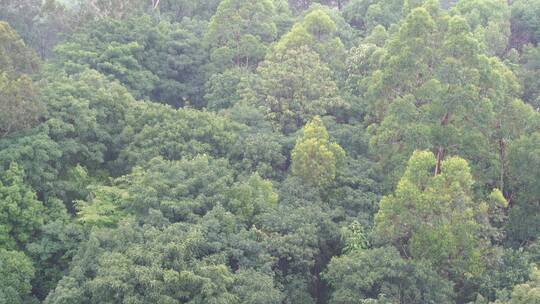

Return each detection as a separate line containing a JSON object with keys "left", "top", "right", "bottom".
{"left": 476, "top": 247, "right": 535, "bottom": 302}
{"left": 205, "top": 0, "right": 279, "bottom": 69}
{"left": 205, "top": 67, "right": 254, "bottom": 111}
{"left": 492, "top": 265, "right": 540, "bottom": 304}
{"left": 75, "top": 186, "right": 128, "bottom": 229}
{"left": 245, "top": 46, "right": 345, "bottom": 133}
{"left": 0, "top": 162, "right": 44, "bottom": 250}
{"left": 26, "top": 197, "right": 85, "bottom": 300}
{"left": 226, "top": 173, "right": 278, "bottom": 226}
{"left": 373, "top": 150, "right": 493, "bottom": 296}
{"left": 452, "top": 0, "right": 511, "bottom": 57}
{"left": 0, "top": 21, "right": 40, "bottom": 75}
{"left": 157, "top": 0, "right": 222, "bottom": 21}
{"left": 509, "top": 0, "right": 540, "bottom": 50}
{"left": 506, "top": 132, "right": 540, "bottom": 246}
{"left": 0, "top": 0, "right": 42, "bottom": 51}
{"left": 291, "top": 116, "right": 345, "bottom": 188}
{"left": 40, "top": 68, "right": 132, "bottom": 181}
{"left": 0, "top": 73, "right": 44, "bottom": 137}
{"left": 0, "top": 21, "right": 44, "bottom": 137}
{"left": 0, "top": 248, "right": 35, "bottom": 304}
{"left": 513, "top": 44, "right": 540, "bottom": 108}
{"left": 324, "top": 247, "right": 455, "bottom": 304}
{"left": 44, "top": 220, "right": 236, "bottom": 303}
{"left": 0, "top": 0, "right": 77, "bottom": 58}
{"left": 116, "top": 101, "right": 242, "bottom": 172}
{"left": 287, "top": 0, "right": 350, "bottom": 13}
{"left": 258, "top": 183, "right": 341, "bottom": 304}
{"left": 233, "top": 269, "right": 284, "bottom": 304}
{"left": 361, "top": 4, "right": 525, "bottom": 190}
{"left": 342, "top": 0, "right": 407, "bottom": 34}
{"left": 274, "top": 8, "right": 346, "bottom": 78}
{"left": 45, "top": 211, "right": 282, "bottom": 303}
{"left": 225, "top": 102, "right": 289, "bottom": 179}
{"left": 76, "top": 0, "right": 153, "bottom": 20}
{"left": 111, "top": 156, "right": 235, "bottom": 223}
{"left": 54, "top": 15, "right": 208, "bottom": 106}
{"left": 0, "top": 126, "right": 62, "bottom": 198}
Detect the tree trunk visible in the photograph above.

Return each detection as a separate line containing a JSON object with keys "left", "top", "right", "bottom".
{"left": 499, "top": 138, "right": 506, "bottom": 192}
{"left": 434, "top": 113, "right": 450, "bottom": 175}
{"left": 434, "top": 146, "right": 445, "bottom": 175}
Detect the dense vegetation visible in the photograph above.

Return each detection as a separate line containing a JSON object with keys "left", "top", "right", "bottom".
{"left": 0, "top": 0, "right": 539, "bottom": 303}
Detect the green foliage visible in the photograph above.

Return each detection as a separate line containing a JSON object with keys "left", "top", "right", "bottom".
{"left": 0, "top": 162, "right": 44, "bottom": 250}
{"left": 342, "top": 0, "right": 408, "bottom": 34}
{"left": 41, "top": 68, "right": 132, "bottom": 173}
{"left": 374, "top": 151, "right": 488, "bottom": 282}
{"left": 477, "top": 247, "right": 534, "bottom": 301}
{"left": 506, "top": 132, "right": 540, "bottom": 245}
{"left": 246, "top": 47, "right": 345, "bottom": 133}
{"left": 0, "top": 0, "right": 77, "bottom": 58}
{"left": 45, "top": 212, "right": 281, "bottom": 304}
{"left": 359, "top": 3, "right": 525, "bottom": 190}
{"left": 287, "top": 0, "right": 351, "bottom": 13}
{"left": 0, "top": 21, "right": 44, "bottom": 137}
{"left": 114, "top": 156, "right": 235, "bottom": 222}
{"left": 0, "top": 73, "right": 44, "bottom": 137}
{"left": 76, "top": 0, "right": 153, "bottom": 20}
{"left": 54, "top": 15, "right": 208, "bottom": 106}
{"left": 492, "top": 265, "right": 540, "bottom": 303}
{"left": 157, "top": 0, "right": 222, "bottom": 21}
{"left": 340, "top": 221, "right": 369, "bottom": 253}
{"left": 324, "top": 247, "right": 455, "bottom": 303}
{"left": 452, "top": 0, "right": 511, "bottom": 56}
{"left": 206, "top": 0, "right": 279, "bottom": 69}
{"left": 116, "top": 102, "right": 242, "bottom": 171}
{"left": 226, "top": 113, "right": 288, "bottom": 179}
{"left": 0, "top": 248, "right": 35, "bottom": 304}
{"left": 275, "top": 9, "right": 346, "bottom": 77}
{"left": 509, "top": 0, "right": 540, "bottom": 49}
{"left": 1, "top": 0, "right": 538, "bottom": 302}
{"left": 233, "top": 269, "right": 284, "bottom": 304}
{"left": 258, "top": 186, "right": 340, "bottom": 304}
{"left": 514, "top": 44, "right": 540, "bottom": 108}
{"left": 0, "top": 21, "right": 40, "bottom": 75}
{"left": 226, "top": 173, "right": 278, "bottom": 225}
{"left": 205, "top": 67, "right": 252, "bottom": 110}
{"left": 75, "top": 186, "right": 127, "bottom": 228}
{"left": 26, "top": 197, "right": 84, "bottom": 300}
{"left": 0, "top": 126, "right": 62, "bottom": 197}
{"left": 291, "top": 116, "right": 346, "bottom": 188}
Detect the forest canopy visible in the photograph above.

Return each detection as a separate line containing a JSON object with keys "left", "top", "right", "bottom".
{"left": 0, "top": 0, "right": 539, "bottom": 303}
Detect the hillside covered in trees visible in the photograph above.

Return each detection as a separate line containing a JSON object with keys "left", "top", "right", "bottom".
{"left": 0, "top": 0, "right": 539, "bottom": 303}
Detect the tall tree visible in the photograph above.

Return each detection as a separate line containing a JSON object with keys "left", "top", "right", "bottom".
{"left": 452, "top": 0, "right": 511, "bottom": 57}
{"left": 205, "top": 0, "right": 279, "bottom": 70}
{"left": 244, "top": 46, "right": 345, "bottom": 133}
{"left": 359, "top": 3, "right": 525, "bottom": 190}
{"left": 275, "top": 8, "right": 346, "bottom": 79}
{"left": 0, "top": 21, "right": 44, "bottom": 137}
{"left": 0, "top": 21, "right": 40, "bottom": 75}
{"left": 373, "top": 150, "right": 496, "bottom": 300}
{"left": 291, "top": 116, "right": 345, "bottom": 188}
